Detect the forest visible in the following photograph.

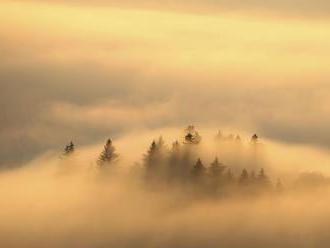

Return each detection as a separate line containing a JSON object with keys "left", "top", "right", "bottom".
{"left": 62, "top": 125, "right": 282, "bottom": 197}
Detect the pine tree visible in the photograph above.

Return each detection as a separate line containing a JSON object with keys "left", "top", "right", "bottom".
{"left": 209, "top": 157, "right": 226, "bottom": 177}
{"left": 192, "top": 158, "right": 206, "bottom": 178}
{"left": 63, "top": 141, "right": 75, "bottom": 156}
{"left": 169, "top": 141, "right": 181, "bottom": 172}
{"left": 144, "top": 137, "right": 168, "bottom": 171}
{"left": 184, "top": 125, "right": 201, "bottom": 144}
{"left": 251, "top": 134, "right": 258, "bottom": 144}
{"left": 144, "top": 140, "right": 157, "bottom": 169}
{"left": 97, "top": 139, "right": 118, "bottom": 167}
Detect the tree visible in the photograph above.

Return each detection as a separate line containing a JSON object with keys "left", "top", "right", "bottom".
{"left": 144, "top": 140, "right": 157, "bottom": 170}
{"left": 239, "top": 168, "right": 249, "bottom": 185}
{"left": 209, "top": 157, "right": 226, "bottom": 177}
{"left": 251, "top": 134, "right": 259, "bottom": 144}
{"left": 191, "top": 158, "right": 206, "bottom": 178}
{"left": 184, "top": 125, "right": 201, "bottom": 144}
{"left": 97, "top": 139, "right": 118, "bottom": 167}
{"left": 168, "top": 140, "right": 181, "bottom": 177}
{"left": 143, "top": 136, "right": 168, "bottom": 179}
{"left": 63, "top": 141, "right": 74, "bottom": 156}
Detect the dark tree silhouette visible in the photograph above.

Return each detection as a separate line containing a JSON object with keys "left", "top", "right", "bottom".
{"left": 251, "top": 134, "right": 259, "bottom": 144}
{"left": 97, "top": 139, "right": 118, "bottom": 167}
{"left": 192, "top": 158, "right": 206, "bottom": 178}
{"left": 143, "top": 136, "right": 168, "bottom": 178}
{"left": 144, "top": 140, "right": 157, "bottom": 170}
{"left": 239, "top": 168, "right": 249, "bottom": 185}
{"left": 184, "top": 125, "right": 201, "bottom": 144}
{"left": 63, "top": 141, "right": 75, "bottom": 156}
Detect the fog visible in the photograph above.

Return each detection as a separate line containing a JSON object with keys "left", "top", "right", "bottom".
{"left": 0, "top": 128, "right": 330, "bottom": 247}
{"left": 1, "top": 1, "right": 330, "bottom": 246}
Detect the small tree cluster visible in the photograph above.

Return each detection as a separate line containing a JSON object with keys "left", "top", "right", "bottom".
{"left": 97, "top": 138, "right": 119, "bottom": 167}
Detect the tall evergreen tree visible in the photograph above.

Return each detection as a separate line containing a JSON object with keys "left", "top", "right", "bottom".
{"left": 168, "top": 141, "right": 181, "bottom": 175}
{"left": 97, "top": 139, "right": 118, "bottom": 167}
{"left": 144, "top": 136, "right": 168, "bottom": 175}
{"left": 144, "top": 140, "right": 157, "bottom": 170}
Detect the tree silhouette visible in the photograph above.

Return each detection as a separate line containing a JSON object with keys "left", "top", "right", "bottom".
{"left": 63, "top": 141, "right": 74, "bottom": 156}
{"left": 143, "top": 137, "right": 168, "bottom": 180}
{"left": 192, "top": 158, "right": 206, "bottom": 178}
{"left": 168, "top": 140, "right": 181, "bottom": 179}
{"left": 251, "top": 134, "right": 258, "bottom": 144}
{"left": 239, "top": 168, "right": 249, "bottom": 185}
{"left": 144, "top": 140, "right": 157, "bottom": 170}
{"left": 209, "top": 157, "right": 226, "bottom": 177}
{"left": 184, "top": 125, "right": 201, "bottom": 144}
{"left": 97, "top": 139, "right": 118, "bottom": 167}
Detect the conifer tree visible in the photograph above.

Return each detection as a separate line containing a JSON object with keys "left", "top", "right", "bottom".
{"left": 144, "top": 140, "right": 157, "bottom": 170}
{"left": 251, "top": 134, "right": 259, "bottom": 144}
{"left": 192, "top": 158, "right": 206, "bottom": 178}
{"left": 168, "top": 141, "right": 181, "bottom": 176}
{"left": 97, "top": 138, "right": 118, "bottom": 167}
{"left": 209, "top": 157, "right": 226, "bottom": 177}
{"left": 63, "top": 141, "right": 75, "bottom": 156}
{"left": 184, "top": 125, "right": 201, "bottom": 144}
{"left": 239, "top": 168, "right": 249, "bottom": 185}
{"left": 144, "top": 137, "right": 168, "bottom": 173}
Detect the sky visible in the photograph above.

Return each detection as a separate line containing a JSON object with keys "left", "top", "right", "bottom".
{"left": 1, "top": 0, "right": 330, "bottom": 166}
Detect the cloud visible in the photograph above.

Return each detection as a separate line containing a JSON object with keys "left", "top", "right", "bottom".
{"left": 1, "top": 138, "right": 330, "bottom": 247}
{"left": 1, "top": 1, "right": 330, "bottom": 166}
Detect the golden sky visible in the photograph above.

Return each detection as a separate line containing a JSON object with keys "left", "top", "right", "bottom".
{"left": 1, "top": 0, "right": 330, "bottom": 164}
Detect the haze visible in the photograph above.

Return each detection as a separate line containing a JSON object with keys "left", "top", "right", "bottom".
{"left": 1, "top": 1, "right": 330, "bottom": 247}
